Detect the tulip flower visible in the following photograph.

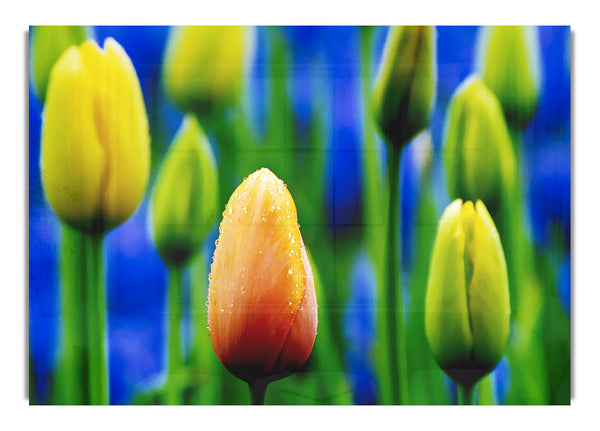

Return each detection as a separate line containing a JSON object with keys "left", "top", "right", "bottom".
{"left": 151, "top": 115, "right": 218, "bottom": 268}
{"left": 150, "top": 115, "right": 218, "bottom": 403}
{"left": 425, "top": 199, "right": 510, "bottom": 404}
{"left": 372, "top": 26, "right": 437, "bottom": 148}
{"left": 40, "top": 37, "right": 150, "bottom": 404}
{"left": 41, "top": 37, "right": 150, "bottom": 234}
{"left": 443, "top": 76, "right": 516, "bottom": 213}
{"left": 163, "top": 26, "right": 255, "bottom": 117}
{"left": 30, "top": 26, "right": 89, "bottom": 103}
{"left": 370, "top": 26, "right": 437, "bottom": 405}
{"left": 476, "top": 26, "right": 541, "bottom": 130}
{"left": 208, "top": 168, "right": 318, "bottom": 404}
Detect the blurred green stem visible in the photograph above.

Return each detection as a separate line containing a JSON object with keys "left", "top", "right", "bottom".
{"left": 84, "top": 232, "right": 108, "bottom": 405}
{"left": 359, "top": 27, "right": 384, "bottom": 274}
{"left": 500, "top": 129, "right": 549, "bottom": 404}
{"left": 381, "top": 143, "right": 408, "bottom": 404}
{"left": 458, "top": 384, "right": 474, "bottom": 405}
{"left": 405, "top": 185, "right": 449, "bottom": 404}
{"left": 188, "top": 250, "right": 220, "bottom": 404}
{"left": 166, "top": 266, "right": 183, "bottom": 405}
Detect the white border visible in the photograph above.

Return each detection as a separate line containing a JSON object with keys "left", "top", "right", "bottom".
{"left": 3, "top": 1, "right": 599, "bottom": 429}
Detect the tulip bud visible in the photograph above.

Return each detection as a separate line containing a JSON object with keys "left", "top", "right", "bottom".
{"left": 163, "top": 26, "right": 255, "bottom": 116}
{"left": 30, "top": 26, "right": 89, "bottom": 103}
{"left": 372, "top": 26, "right": 437, "bottom": 147}
{"left": 425, "top": 199, "right": 510, "bottom": 389}
{"left": 443, "top": 76, "right": 516, "bottom": 211}
{"left": 40, "top": 38, "right": 150, "bottom": 233}
{"left": 208, "top": 168, "right": 318, "bottom": 385}
{"left": 151, "top": 115, "right": 218, "bottom": 268}
{"left": 476, "top": 26, "right": 541, "bottom": 129}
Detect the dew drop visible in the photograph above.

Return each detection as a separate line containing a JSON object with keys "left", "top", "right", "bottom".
{"left": 228, "top": 206, "right": 233, "bottom": 215}
{"left": 288, "top": 268, "right": 294, "bottom": 275}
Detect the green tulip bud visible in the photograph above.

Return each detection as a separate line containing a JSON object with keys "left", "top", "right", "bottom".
{"left": 443, "top": 76, "right": 516, "bottom": 212}
{"left": 30, "top": 26, "right": 89, "bottom": 103}
{"left": 372, "top": 26, "right": 437, "bottom": 147}
{"left": 425, "top": 199, "right": 510, "bottom": 389}
{"left": 476, "top": 26, "right": 541, "bottom": 130}
{"left": 162, "top": 26, "right": 255, "bottom": 116}
{"left": 151, "top": 115, "right": 219, "bottom": 268}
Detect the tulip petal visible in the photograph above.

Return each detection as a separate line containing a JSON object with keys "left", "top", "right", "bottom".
{"left": 467, "top": 201, "right": 511, "bottom": 369}
{"left": 276, "top": 245, "right": 318, "bottom": 372}
{"left": 41, "top": 46, "right": 105, "bottom": 229}
{"left": 425, "top": 199, "right": 473, "bottom": 369}
{"left": 79, "top": 38, "right": 150, "bottom": 229}
{"left": 208, "top": 169, "right": 308, "bottom": 380}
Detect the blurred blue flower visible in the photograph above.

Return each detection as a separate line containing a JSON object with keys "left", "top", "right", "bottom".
{"left": 493, "top": 357, "right": 510, "bottom": 404}
{"left": 533, "top": 27, "right": 571, "bottom": 136}
{"left": 29, "top": 84, "right": 60, "bottom": 403}
{"left": 104, "top": 200, "right": 167, "bottom": 403}
{"left": 558, "top": 254, "right": 571, "bottom": 314}
{"left": 343, "top": 252, "right": 377, "bottom": 404}
{"left": 527, "top": 140, "right": 571, "bottom": 248}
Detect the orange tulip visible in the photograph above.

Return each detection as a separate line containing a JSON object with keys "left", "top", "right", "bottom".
{"left": 208, "top": 168, "right": 318, "bottom": 390}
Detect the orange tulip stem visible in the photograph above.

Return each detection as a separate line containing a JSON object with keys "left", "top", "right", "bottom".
{"left": 248, "top": 379, "right": 269, "bottom": 405}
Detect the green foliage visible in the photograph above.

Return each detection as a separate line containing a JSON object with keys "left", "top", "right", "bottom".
{"left": 30, "top": 26, "right": 89, "bottom": 103}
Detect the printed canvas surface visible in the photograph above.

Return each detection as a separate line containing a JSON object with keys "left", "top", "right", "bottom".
{"left": 28, "top": 25, "right": 571, "bottom": 405}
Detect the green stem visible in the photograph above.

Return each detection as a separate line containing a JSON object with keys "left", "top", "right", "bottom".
{"left": 359, "top": 26, "right": 384, "bottom": 268}
{"left": 458, "top": 384, "right": 475, "bottom": 405}
{"left": 84, "top": 232, "right": 108, "bottom": 405}
{"left": 54, "top": 224, "right": 86, "bottom": 404}
{"left": 382, "top": 143, "right": 408, "bottom": 404}
{"left": 166, "top": 266, "right": 183, "bottom": 405}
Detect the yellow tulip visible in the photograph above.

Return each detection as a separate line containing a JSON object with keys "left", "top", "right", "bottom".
{"left": 163, "top": 26, "right": 254, "bottom": 115}
{"left": 425, "top": 199, "right": 510, "bottom": 390}
{"left": 41, "top": 38, "right": 150, "bottom": 233}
